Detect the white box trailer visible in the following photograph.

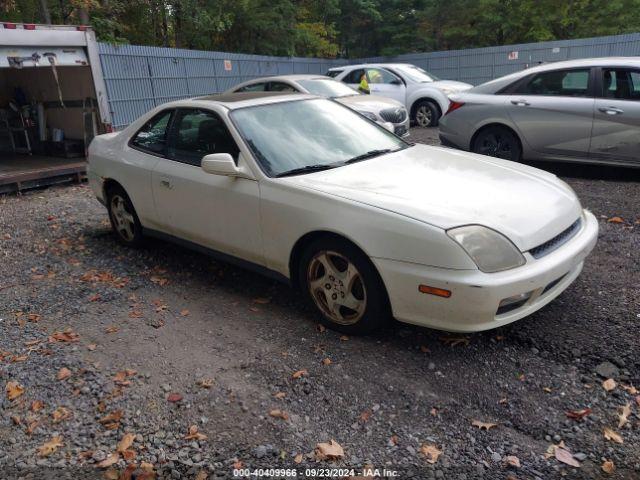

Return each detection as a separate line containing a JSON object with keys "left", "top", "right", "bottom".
{"left": 0, "top": 23, "right": 112, "bottom": 193}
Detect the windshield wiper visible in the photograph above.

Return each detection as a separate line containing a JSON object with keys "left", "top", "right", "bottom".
{"left": 344, "top": 149, "right": 394, "bottom": 165}
{"left": 275, "top": 164, "right": 340, "bottom": 178}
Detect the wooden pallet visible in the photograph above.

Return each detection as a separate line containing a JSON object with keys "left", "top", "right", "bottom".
{"left": 0, "top": 156, "right": 86, "bottom": 194}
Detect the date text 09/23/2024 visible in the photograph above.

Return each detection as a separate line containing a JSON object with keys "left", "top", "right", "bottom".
{"left": 233, "top": 467, "right": 400, "bottom": 477}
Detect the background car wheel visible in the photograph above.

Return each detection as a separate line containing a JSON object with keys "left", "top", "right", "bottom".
{"left": 106, "top": 185, "right": 144, "bottom": 247}
{"left": 413, "top": 100, "right": 439, "bottom": 127}
{"left": 472, "top": 126, "right": 522, "bottom": 161}
{"left": 299, "top": 237, "right": 390, "bottom": 335}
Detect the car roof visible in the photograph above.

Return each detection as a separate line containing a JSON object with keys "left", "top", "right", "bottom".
{"left": 329, "top": 63, "right": 414, "bottom": 70}
{"left": 226, "top": 75, "right": 336, "bottom": 92}
{"left": 191, "top": 91, "right": 316, "bottom": 109}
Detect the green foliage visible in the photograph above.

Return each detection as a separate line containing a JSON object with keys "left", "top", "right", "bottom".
{"left": 4, "top": 0, "right": 640, "bottom": 57}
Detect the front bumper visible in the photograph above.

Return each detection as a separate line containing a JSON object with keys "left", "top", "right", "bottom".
{"left": 373, "top": 209, "right": 598, "bottom": 332}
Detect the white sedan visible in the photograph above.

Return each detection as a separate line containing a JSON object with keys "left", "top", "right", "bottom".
{"left": 88, "top": 92, "right": 598, "bottom": 334}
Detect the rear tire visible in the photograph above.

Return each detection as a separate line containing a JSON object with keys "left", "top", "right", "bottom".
{"left": 106, "top": 184, "right": 144, "bottom": 247}
{"left": 299, "top": 237, "right": 390, "bottom": 335}
{"left": 472, "top": 126, "right": 522, "bottom": 161}
{"left": 413, "top": 100, "right": 440, "bottom": 127}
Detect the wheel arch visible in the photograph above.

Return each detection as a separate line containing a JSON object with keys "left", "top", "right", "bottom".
{"left": 288, "top": 230, "right": 388, "bottom": 300}
{"left": 102, "top": 178, "right": 125, "bottom": 201}
{"left": 470, "top": 122, "right": 523, "bottom": 154}
{"left": 410, "top": 96, "right": 442, "bottom": 119}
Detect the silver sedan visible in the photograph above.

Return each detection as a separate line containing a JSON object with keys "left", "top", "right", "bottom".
{"left": 228, "top": 75, "right": 410, "bottom": 137}
{"left": 439, "top": 57, "right": 640, "bottom": 167}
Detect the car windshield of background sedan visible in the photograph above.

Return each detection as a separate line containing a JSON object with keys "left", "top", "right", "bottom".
{"left": 297, "top": 79, "right": 359, "bottom": 98}
{"left": 231, "top": 98, "right": 408, "bottom": 177}
{"left": 394, "top": 65, "right": 439, "bottom": 83}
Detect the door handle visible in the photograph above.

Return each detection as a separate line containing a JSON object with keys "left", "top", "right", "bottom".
{"left": 511, "top": 99, "right": 530, "bottom": 106}
{"left": 160, "top": 179, "right": 173, "bottom": 189}
{"left": 598, "top": 106, "right": 624, "bottom": 115}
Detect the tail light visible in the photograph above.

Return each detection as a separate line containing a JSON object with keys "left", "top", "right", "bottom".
{"left": 445, "top": 101, "right": 465, "bottom": 115}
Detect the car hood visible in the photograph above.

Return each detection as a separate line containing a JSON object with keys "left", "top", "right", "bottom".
{"left": 283, "top": 144, "right": 582, "bottom": 251}
{"left": 335, "top": 94, "right": 404, "bottom": 111}
{"left": 431, "top": 80, "right": 473, "bottom": 91}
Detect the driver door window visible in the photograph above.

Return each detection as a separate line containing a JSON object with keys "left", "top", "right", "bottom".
{"left": 167, "top": 109, "right": 240, "bottom": 166}
{"left": 365, "top": 68, "right": 399, "bottom": 85}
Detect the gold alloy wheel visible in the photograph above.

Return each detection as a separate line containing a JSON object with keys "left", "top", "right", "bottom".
{"left": 110, "top": 194, "right": 136, "bottom": 242}
{"left": 307, "top": 250, "right": 367, "bottom": 325}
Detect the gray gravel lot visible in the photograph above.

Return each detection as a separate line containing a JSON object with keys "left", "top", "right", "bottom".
{"left": 0, "top": 128, "right": 639, "bottom": 479}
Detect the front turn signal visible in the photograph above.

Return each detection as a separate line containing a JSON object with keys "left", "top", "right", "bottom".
{"left": 419, "top": 285, "right": 452, "bottom": 298}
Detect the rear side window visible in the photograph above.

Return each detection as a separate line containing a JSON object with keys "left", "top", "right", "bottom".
{"left": 343, "top": 69, "right": 365, "bottom": 84}
{"left": 269, "top": 82, "right": 297, "bottom": 92}
{"left": 130, "top": 110, "right": 173, "bottom": 155}
{"left": 602, "top": 68, "right": 640, "bottom": 100}
{"left": 514, "top": 69, "right": 591, "bottom": 97}
{"left": 167, "top": 109, "right": 240, "bottom": 166}
{"left": 326, "top": 69, "right": 342, "bottom": 78}
{"left": 236, "top": 82, "right": 266, "bottom": 92}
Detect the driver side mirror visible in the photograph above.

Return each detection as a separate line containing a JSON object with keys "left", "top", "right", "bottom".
{"left": 201, "top": 153, "right": 242, "bottom": 177}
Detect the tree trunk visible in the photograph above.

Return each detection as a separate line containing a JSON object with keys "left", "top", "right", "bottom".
{"left": 173, "top": 1, "right": 181, "bottom": 48}
{"left": 39, "top": 0, "right": 52, "bottom": 24}
{"left": 77, "top": 6, "right": 90, "bottom": 25}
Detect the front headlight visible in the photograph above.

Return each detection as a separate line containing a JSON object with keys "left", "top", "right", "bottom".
{"left": 440, "top": 87, "right": 456, "bottom": 96}
{"left": 447, "top": 225, "right": 525, "bottom": 273}
{"left": 357, "top": 110, "right": 378, "bottom": 121}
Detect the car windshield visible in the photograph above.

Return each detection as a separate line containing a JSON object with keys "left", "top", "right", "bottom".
{"left": 394, "top": 65, "right": 439, "bottom": 83}
{"left": 297, "top": 79, "right": 359, "bottom": 98}
{"left": 230, "top": 98, "right": 408, "bottom": 177}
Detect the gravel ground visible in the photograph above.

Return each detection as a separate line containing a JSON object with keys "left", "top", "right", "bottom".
{"left": 0, "top": 128, "right": 639, "bottom": 479}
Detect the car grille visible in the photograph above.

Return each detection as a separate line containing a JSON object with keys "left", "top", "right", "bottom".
{"left": 529, "top": 218, "right": 582, "bottom": 259}
{"left": 379, "top": 107, "right": 407, "bottom": 124}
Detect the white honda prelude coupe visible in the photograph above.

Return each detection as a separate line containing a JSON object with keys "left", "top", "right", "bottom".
{"left": 88, "top": 92, "right": 598, "bottom": 334}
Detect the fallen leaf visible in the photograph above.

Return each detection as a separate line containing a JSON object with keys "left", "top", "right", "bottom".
{"left": 315, "top": 439, "right": 344, "bottom": 460}
{"left": 636, "top": 395, "right": 640, "bottom": 407}
{"left": 292, "top": 369, "right": 308, "bottom": 379}
{"left": 98, "top": 410, "right": 123, "bottom": 429}
{"left": 139, "top": 462, "right": 154, "bottom": 472}
{"left": 390, "top": 434, "right": 399, "bottom": 446}
{"left": 128, "top": 310, "right": 144, "bottom": 318}
{"left": 117, "top": 432, "right": 136, "bottom": 452}
{"left": 105, "top": 325, "right": 119, "bottom": 334}
{"left": 359, "top": 410, "right": 371, "bottom": 422}
{"left": 420, "top": 443, "right": 442, "bottom": 464}
{"left": 57, "top": 367, "right": 72, "bottom": 381}
{"left": 253, "top": 297, "right": 270, "bottom": 304}
{"left": 269, "top": 409, "right": 289, "bottom": 421}
{"left": 195, "top": 471, "right": 208, "bottom": 480}
{"left": 31, "top": 400, "right": 45, "bottom": 412}
{"left": 603, "top": 427, "right": 623, "bottom": 444}
{"left": 52, "top": 406, "right": 72, "bottom": 423}
{"left": 555, "top": 447, "right": 580, "bottom": 467}
{"left": 472, "top": 419, "right": 497, "bottom": 430}
{"left": 274, "top": 391, "right": 286, "bottom": 399}
{"left": 185, "top": 425, "right": 208, "bottom": 440}
{"left": 26, "top": 419, "right": 39, "bottom": 434}
{"left": 167, "top": 392, "right": 183, "bottom": 403}
{"left": 294, "top": 453, "right": 303, "bottom": 463}
{"left": 232, "top": 460, "right": 243, "bottom": 469}
{"left": 618, "top": 403, "right": 631, "bottom": 429}
{"left": 28, "top": 313, "right": 41, "bottom": 322}
{"left": 150, "top": 276, "right": 169, "bottom": 286}
{"left": 96, "top": 452, "right": 120, "bottom": 469}
{"left": 543, "top": 387, "right": 552, "bottom": 393}
{"left": 439, "top": 336, "right": 470, "bottom": 347}
{"left": 566, "top": 408, "right": 591, "bottom": 420}
{"left": 602, "top": 460, "right": 616, "bottom": 474}
{"left": 505, "top": 455, "right": 521, "bottom": 468}
{"left": 430, "top": 407, "right": 438, "bottom": 416}
{"left": 607, "top": 216, "right": 624, "bottom": 223}
{"left": 87, "top": 343, "right": 97, "bottom": 351}
{"left": 37, "top": 436, "right": 63, "bottom": 457}
{"left": 322, "top": 358, "right": 332, "bottom": 366}
{"left": 316, "top": 324, "right": 326, "bottom": 333}
{"left": 89, "top": 293, "right": 101, "bottom": 302}
{"left": 113, "top": 370, "right": 135, "bottom": 386}
{"left": 180, "top": 309, "right": 190, "bottom": 317}
{"left": 603, "top": 378, "right": 616, "bottom": 392}
{"left": 119, "top": 462, "right": 137, "bottom": 478}
{"left": 49, "top": 330, "right": 80, "bottom": 343}
{"left": 6, "top": 381, "right": 24, "bottom": 400}
{"left": 620, "top": 384, "right": 638, "bottom": 395}
{"left": 197, "top": 378, "right": 214, "bottom": 388}
{"left": 420, "top": 345, "right": 430, "bottom": 353}
{"left": 339, "top": 335, "right": 349, "bottom": 341}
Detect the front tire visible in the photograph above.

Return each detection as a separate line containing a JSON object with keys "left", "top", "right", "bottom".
{"left": 472, "top": 126, "right": 522, "bottom": 161}
{"left": 413, "top": 100, "right": 440, "bottom": 127}
{"left": 299, "top": 237, "right": 390, "bottom": 335}
{"left": 106, "top": 185, "right": 144, "bottom": 247}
